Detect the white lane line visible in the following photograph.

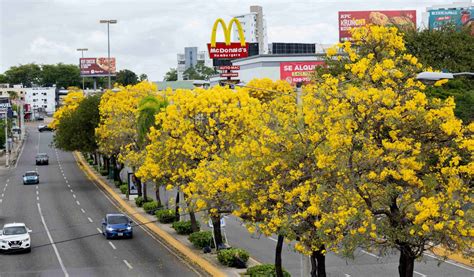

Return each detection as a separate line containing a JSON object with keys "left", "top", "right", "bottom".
{"left": 36, "top": 191, "right": 39, "bottom": 195}
{"left": 70, "top": 189, "right": 73, "bottom": 193}
{"left": 87, "top": 217, "right": 93, "bottom": 223}
{"left": 14, "top": 137, "right": 27, "bottom": 168}
{"left": 123, "top": 260, "right": 133, "bottom": 269}
{"left": 268, "top": 237, "right": 278, "bottom": 242}
{"left": 37, "top": 203, "right": 69, "bottom": 277}
{"left": 345, "top": 274, "right": 351, "bottom": 277}
{"left": 6, "top": 179, "right": 9, "bottom": 183}
{"left": 65, "top": 180, "right": 68, "bottom": 183}
{"left": 67, "top": 184, "right": 71, "bottom": 188}
{"left": 414, "top": 271, "right": 427, "bottom": 277}
{"left": 423, "top": 253, "right": 474, "bottom": 272}
{"left": 1, "top": 193, "right": 4, "bottom": 198}
{"left": 97, "top": 228, "right": 102, "bottom": 234}
{"left": 361, "top": 250, "right": 381, "bottom": 259}
{"left": 108, "top": 242, "right": 116, "bottom": 250}
{"left": 36, "top": 196, "right": 39, "bottom": 201}
{"left": 72, "top": 194, "right": 76, "bottom": 199}
{"left": 76, "top": 201, "right": 80, "bottom": 206}
{"left": 0, "top": 199, "right": 3, "bottom": 203}
{"left": 81, "top": 208, "right": 86, "bottom": 213}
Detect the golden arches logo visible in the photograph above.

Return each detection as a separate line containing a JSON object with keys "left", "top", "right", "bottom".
{"left": 210, "top": 18, "right": 246, "bottom": 47}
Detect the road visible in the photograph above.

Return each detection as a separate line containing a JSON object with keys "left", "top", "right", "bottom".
{"left": 0, "top": 123, "right": 203, "bottom": 276}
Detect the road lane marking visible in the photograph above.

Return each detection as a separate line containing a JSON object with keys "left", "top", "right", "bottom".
{"left": 36, "top": 191, "right": 39, "bottom": 195}
{"left": 345, "top": 274, "right": 351, "bottom": 277}
{"left": 76, "top": 200, "right": 80, "bottom": 205}
{"left": 72, "top": 194, "right": 76, "bottom": 199}
{"left": 268, "top": 237, "right": 278, "bottom": 242}
{"left": 87, "top": 217, "right": 93, "bottom": 223}
{"left": 109, "top": 242, "right": 117, "bottom": 250}
{"left": 81, "top": 208, "right": 86, "bottom": 213}
{"left": 0, "top": 199, "right": 3, "bottom": 203}
{"left": 361, "top": 250, "right": 381, "bottom": 259}
{"left": 65, "top": 180, "right": 68, "bottom": 183}
{"left": 70, "top": 189, "right": 73, "bottom": 193}
{"left": 423, "top": 253, "right": 474, "bottom": 272}
{"left": 97, "top": 228, "right": 102, "bottom": 234}
{"left": 123, "top": 260, "right": 133, "bottom": 269}
{"left": 1, "top": 193, "right": 3, "bottom": 198}
{"left": 414, "top": 271, "right": 427, "bottom": 277}
{"left": 36, "top": 196, "right": 39, "bottom": 201}
{"left": 14, "top": 137, "right": 27, "bottom": 168}
{"left": 37, "top": 203, "right": 69, "bottom": 277}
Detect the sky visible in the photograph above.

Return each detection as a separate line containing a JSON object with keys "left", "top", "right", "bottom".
{"left": 0, "top": 0, "right": 455, "bottom": 81}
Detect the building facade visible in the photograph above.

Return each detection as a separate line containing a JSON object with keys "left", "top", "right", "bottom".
{"left": 233, "top": 5, "right": 268, "bottom": 54}
{"left": 24, "top": 87, "right": 57, "bottom": 116}
{"left": 177, "top": 47, "right": 212, "bottom": 81}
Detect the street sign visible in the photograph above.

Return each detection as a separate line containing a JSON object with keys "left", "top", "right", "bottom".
{"left": 219, "top": 65, "right": 240, "bottom": 71}
{"left": 208, "top": 217, "right": 226, "bottom": 228}
{"left": 220, "top": 72, "right": 239, "bottom": 78}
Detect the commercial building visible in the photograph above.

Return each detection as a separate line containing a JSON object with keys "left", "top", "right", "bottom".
{"left": 233, "top": 5, "right": 268, "bottom": 54}
{"left": 422, "top": 1, "right": 473, "bottom": 30}
{"left": 24, "top": 87, "right": 57, "bottom": 117}
{"left": 177, "top": 47, "right": 212, "bottom": 80}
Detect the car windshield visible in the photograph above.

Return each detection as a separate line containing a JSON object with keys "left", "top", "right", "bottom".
{"left": 3, "top": 226, "right": 27, "bottom": 235}
{"left": 108, "top": 216, "right": 128, "bottom": 224}
{"left": 25, "top": 172, "right": 37, "bottom": 176}
{"left": 36, "top": 154, "right": 47, "bottom": 158}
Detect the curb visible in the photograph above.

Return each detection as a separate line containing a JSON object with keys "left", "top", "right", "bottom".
{"left": 73, "top": 152, "right": 227, "bottom": 277}
{"left": 431, "top": 246, "right": 473, "bottom": 268}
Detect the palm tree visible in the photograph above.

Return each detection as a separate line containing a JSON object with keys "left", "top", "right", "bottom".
{"left": 137, "top": 95, "right": 168, "bottom": 205}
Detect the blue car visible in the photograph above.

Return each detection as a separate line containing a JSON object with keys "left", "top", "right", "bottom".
{"left": 101, "top": 214, "right": 133, "bottom": 239}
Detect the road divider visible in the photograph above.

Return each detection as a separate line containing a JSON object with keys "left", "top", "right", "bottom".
{"left": 74, "top": 151, "right": 226, "bottom": 277}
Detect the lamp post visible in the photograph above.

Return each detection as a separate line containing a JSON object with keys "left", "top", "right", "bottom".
{"left": 99, "top": 19, "right": 117, "bottom": 89}
{"left": 416, "top": 71, "right": 474, "bottom": 84}
{"left": 76, "top": 48, "right": 88, "bottom": 90}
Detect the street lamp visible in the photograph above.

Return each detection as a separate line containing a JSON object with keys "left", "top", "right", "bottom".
{"left": 416, "top": 71, "right": 474, "bottom": 84}
{"left": 99, "top": 19, "right": 117, "bottom": 89}
{"left": 76, "top": 48, "right": 88, "bottom": 90}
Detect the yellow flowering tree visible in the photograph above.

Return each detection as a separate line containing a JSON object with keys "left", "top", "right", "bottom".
{"left": 305, "top": 25, "right": 473, "bottom": 277}
{"left": 96, "top": 82, "right": 158, "bottom": 192}
{"left": 50, "top": 89, "right": 84, "bottom": 129}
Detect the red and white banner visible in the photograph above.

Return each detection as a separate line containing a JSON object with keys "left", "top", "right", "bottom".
{"left": 338, "top": 10, "right": 416, "bottom": 41}
{"left": 219, "top": 65, "right": 240, "bottom": 71}
{"left": 220, "top": 72, "right": 239, "bottom": 78}
{"left": 207, "top": 42, "right": 249, "bottom": 59}
{"left": 280, "top": 61, "right": 324, "bottom": 84}
{"left": 80, "top": 57, "right": 116, "bottom": 76}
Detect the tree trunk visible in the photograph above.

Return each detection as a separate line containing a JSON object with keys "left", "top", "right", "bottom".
{"left": 275, "top": 234, "right": 284, "bottom": 277}
{"left": 142, "top": 180, "right": 148, "bottom": 201}
{"left": 211, "top": 215, "right": 223, "bottom": 248}
{"left": 155, "top": 183, "right": 162, "bottom": 207}
{"left": 310, "top": 247, "right": 326, "bottom": 277}
{"left": 398, "top": 244, "right": 415, "bottom": 277}
{"left": 175, "top": 190, "right": 180, "bottom": 222}
{"left": 189, "top": 210, "right": 199, "bottom": 232}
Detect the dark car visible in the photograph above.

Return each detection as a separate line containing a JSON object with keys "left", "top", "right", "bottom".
{"left": 23, "top": 171, "right": 39, "bottom": 185}
{"left": 101, "top": 214, "right": 133, "bottom": 239}
{"left": 38, "top": 125, "right": 53, "bottom": 132}
{"left": 35, "top": 153, "right": 49, "bottom": 165}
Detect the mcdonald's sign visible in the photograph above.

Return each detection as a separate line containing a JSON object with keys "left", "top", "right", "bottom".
{"left": 207, "top": 18, "right": 249, "bottom": 59}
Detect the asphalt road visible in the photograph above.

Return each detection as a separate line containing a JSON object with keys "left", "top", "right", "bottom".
{"left": 0, "top": 123, "right": 202, "bottom": 277}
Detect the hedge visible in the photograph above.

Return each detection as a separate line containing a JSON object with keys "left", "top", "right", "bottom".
{"left": 143, "top": 201, "right": 160, "bottom": 214}
{"left": 217, "top": 248, "right": 249, "bottom": 268}
{"left": 188, "top": 231, "right": 214, "bottom": 249}
{"left": 155, "top": 209, "right": 176, "bottom": 223}
{"left": 119, "top": 184, "right": 128, "bottom": 195}
{"left": 172, "top": 220, "right": 199, "bottom": 235}
{"left": 135, "top": 196, "right": 152, "bottom": 207}
{"left": 246, "top": 264, "right": 291, "bottom": 277}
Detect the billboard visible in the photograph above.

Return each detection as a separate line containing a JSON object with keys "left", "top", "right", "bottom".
{"left": 280, "top": 61, "right": 325, "bottom": 84}
{"left": 339, "top": 10, "right": 416, "bottom": 41}
{"left": 208, "top": 18, "right": 249, "bottom": 59}
{"left": 80, "top": 57, "right": 116, "bottom": 76}
{"left": 429, "top": 8, "right": 473, "bottom": 30}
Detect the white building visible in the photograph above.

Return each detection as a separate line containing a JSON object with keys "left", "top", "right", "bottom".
{"left": 24, "top": 87, "right": 57, "bottom": 116}
{"left": 176, "top": 47, "right": 212, "bottom": 81}
{"left": 233, "top": 5, "right": 268, "bottom": 54}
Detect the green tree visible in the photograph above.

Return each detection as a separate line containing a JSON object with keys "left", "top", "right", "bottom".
{"left": 183, "top": 61, "right": 216, "bottom": 80}
{"left": 53, "top": 94, "right": 101, "bottom": 153}
{"left": 0, "top": 74, "right": 8, "bottom": 83}
{"left": 41, "top": 63, "right": 81, "bottom": 88}
{"left": 4, "top": 63, "right": 41, "bottom": 87}
{"left": 163, "top": 68, "right": 177, "bottom": 81}
{"left": 115, "top": 69, "right": 139, "bottom": 86}
{"left": 139, "top": 73, "right": 148, "bottom": 81}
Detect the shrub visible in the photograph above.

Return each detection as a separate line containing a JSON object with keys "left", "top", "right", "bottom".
{"left": 188, "top": 231, "right": 214, "bottom": 249}
{"left": 100, "top": 169, "right": 108, "bottom": 176}
{"left": 87, "top": 159, "right": 93, "bottom": 164}
{"left": 246, "top": 264, "right": 291, "bottom": 277}
{"left": 172, "top": 220, "right": 199, "bottom": 235}
{"left": 119, "top": 184, "right": 128, "bottom": 195}
{"left": 113, "top": 180, "right": 121, "bottom": 188}
{"left": 155, "top": 209, "right": 176, "bottom": 223}
{"left": 135, "top": 196, "right": 152, "bottom": 207}
{"left": 217, "top": 248, "right": 249, "bottom": 268}
{"left": 143, "top": 201, "right": 160, "bottom": 214}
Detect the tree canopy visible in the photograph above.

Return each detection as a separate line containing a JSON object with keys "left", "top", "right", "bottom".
{"left": 115, "top": 69, "right": 139, "bottom": 86}
{"left": 163, "top": 68, "right": 177, "bottom": 81}
{"left": 183, "top": 61, "right": 216, "bottom": 80}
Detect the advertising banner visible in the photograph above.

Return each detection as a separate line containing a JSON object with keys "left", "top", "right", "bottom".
{"left": 220, "top": 72, "right": 239, "bottom": 78}
{"left": 429, "top": 8, "right": 472, "bottom": 30}
{"left": 128, "top": 172, "right": 138, "bottom": 195}
{"left": 0, "top": 97, "right": 10, "bottom": 114}
{"left": 207, "top": 42, "right": 249, "bottom": 59}
{"left": 339, "top": 10, "right": 416, "bottom": 41}
{"left": 80, "top": 57, "right": 116, "bottom": 76}
{"left": 219, "top": 65, "right": 240, "bottom": 70}
{"left": 280, "top": 61, "right": 325, "bottom": 84}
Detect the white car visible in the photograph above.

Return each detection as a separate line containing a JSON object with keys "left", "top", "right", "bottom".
{"left": 0, "top": 223, "right": 32, "bottom": 253}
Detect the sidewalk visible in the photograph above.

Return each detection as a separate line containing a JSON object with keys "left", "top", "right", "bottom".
{"left": 74, "top": 152, "right": 257, "bottom": 277}
{"left": 0, "top": 137, "right": 24, "bottom": 168}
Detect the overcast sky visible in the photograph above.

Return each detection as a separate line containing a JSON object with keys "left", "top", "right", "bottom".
{"left": 0, "top": 0, "right": 453, "bottom": 81}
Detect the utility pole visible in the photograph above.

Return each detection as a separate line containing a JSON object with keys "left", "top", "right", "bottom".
{"left": 77, "top": 48, "right": 88, "bottom": 90}
{"left": 4, "top": 112, "right": 9, "bottom": 167}
{"left": 100, "top": 19, "right": 117, "bottom": 89}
